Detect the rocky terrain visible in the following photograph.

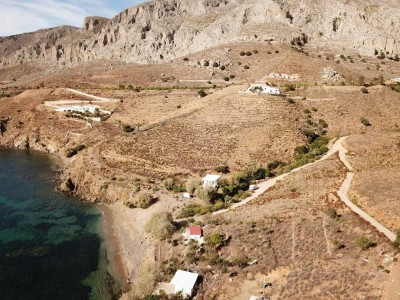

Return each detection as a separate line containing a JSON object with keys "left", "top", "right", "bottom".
{"left": 1, "top": 0, "right": 399, "bottom": 68}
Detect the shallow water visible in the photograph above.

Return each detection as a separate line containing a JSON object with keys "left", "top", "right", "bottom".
{"left": 0, "top": 148, "right": 120, "bottom": 300}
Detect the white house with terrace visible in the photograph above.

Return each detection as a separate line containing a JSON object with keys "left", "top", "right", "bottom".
{"left": 202, "top": 174, "right": 221, "bottom": 189}
{"left": 155, "top": 270, "right": 199, "bottom": 298}
{"left": 246, "top": 83, "right": 281, "bottom": 95}
{"left": 55, "top": 104, "right": 111, "bottom": 114}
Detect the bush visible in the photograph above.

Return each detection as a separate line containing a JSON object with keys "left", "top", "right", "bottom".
{"left": 324, "top": 207, "right": 338, "bottom": 219}
{"left": 145, "top": 212, "right": 175, "bottom": 240}
{"left": 66, "top": 144, "right": 85, "bottom": 158}
{"left": 286, "top": 84, "right": 296, "bottom": 91}
{"left": 360, "top": 117, "right": 371, "bottom": 126}
{"left": 123, "top": 124, "right": 134, "bottom": 133}
{"left": 185, "top": 178, "right": 202, "bottom": 194}
{"left": 287, "top": 98, "right": 295, "bottom": 104}
{"left": 207, "top": 233, "right": 225, "bottom": 246}
{"left": 318, "top": 119, "right": 328, "bottom": 128}
{"left": 245, "top": 51, "right": 252, "bottom": 56}
{"left": 223, "top": 76, "right": 230, "bottom": 81}
{"left": 213, "top": 62, "right": 219, "bottom": 68}
{"left": 163, "top": 178, "right": 185, "bottom": 193}
{"left": 198, "top": 89, "right": 207, "bottom": 98}
{"left": 133, "top": 262, "right": 161, "bottom": 298}
{"left": 229, "top": 74, "right": 235, "bottom": 79}
{"left": 215, "top": 165, "right": 230, "bottom": 174}
{"left": 135, "top": 192, "right": 154, "bottom": 208}
{"left": 244, "top": 65, "right": 250, "bottom": 70}
{"left": 267, "top": 160, "right": 285, "bottom": 171}
{"left": 183, "top": 57, "right": 189, "bottom": 61}
{"left": 239, "top": 51, "right": 245, "bottom": 56}
{"left": 361, "top": 87, "right": 368, "bottom": 94}
{"left": 303, "top": 108, "right": 311, "bottom": 114}
{"left": 253, "top": 50, "right": 258, "bottom": 54}
{"left": 275, "top": 50, "right": 279, "bottom": 54}
{"left": 391, "top": 230, "right": 400, "bottom": 249}
{"left": 219, "top": 65, "right": 226, "bottom": 70}
{"left": 195, "top": 186, "right": 215, "bottom": 203}
{"left": 355, "top": 235, "right": 375, "bottom": 250}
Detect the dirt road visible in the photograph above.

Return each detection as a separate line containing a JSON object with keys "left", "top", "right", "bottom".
{"left": 214, "top": 136, "right": 397, "bottom": 242}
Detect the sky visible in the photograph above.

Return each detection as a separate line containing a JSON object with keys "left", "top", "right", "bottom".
{"left": 0, "top": 0, "right": 145, "bottom": 36}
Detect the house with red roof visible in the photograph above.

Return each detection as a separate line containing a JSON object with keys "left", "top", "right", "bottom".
{"left": 183, "top": 225, "right": 204, "bottom": 244}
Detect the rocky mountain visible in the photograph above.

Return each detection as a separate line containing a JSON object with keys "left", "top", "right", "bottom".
{"left": 1, "top": 0, "right": 399, "bottom": 68}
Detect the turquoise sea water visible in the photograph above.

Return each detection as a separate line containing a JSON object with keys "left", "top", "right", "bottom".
{"left": 0, "top": 148, "right": 120, "bottom": 300}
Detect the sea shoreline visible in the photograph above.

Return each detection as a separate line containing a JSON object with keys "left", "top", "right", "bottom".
{"left": 100, "top": 205, "right": 131, "bottom": 294}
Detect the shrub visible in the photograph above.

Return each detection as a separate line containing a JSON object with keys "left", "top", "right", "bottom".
{"left": 185, "top": 178, "right": 202, "bottom": 194}
{"left": 195, "top": 186, "right": 215, "bottom": 203}
{"left": 245, "top": 51, "right": 252, "bottom": 56}
{"left": 229, "top": 74, "right": 235, "bottom": 79}
{"left": 219, "top": 65, "right": 226, "bottom": 70}
{"left": 223, "top": 76, "right": 230, "bottom": 81}
{"left": 318, "top": 119, "right": 328, "bottom": 128}
{"left": 239, "top": 51, "right": 245, "bottom": 56}
{"left": 244, "top": 65, "right": 250, "bottom": 70}
{"left": 361, "top": 58, "right": 366, "bottom": 63}
{"left": 134, "top": 192, "right": 154, "bottom": 208}
{"left": 267, "top": 160, "right": 285, "bottom": 171}
{"left": 213, "top": 62, "right": 219, "bottom": 68}
{"left": 355, "top": 235, "right": 375, "bottom": 250}
{"left": 267, "top": 51, "right": 272, "bottom": 54}
{"left": 287, "top": 98, "right": 295, "bottom": 104}
{"left": 324, "top": 207, "right": 338, "bottom": 219}
{"left": 285, "top": 84, "right": 296, "bottom": 91}
{"left": 294, "top": 145, "right": 309, "bottom": 155}
{"left": 253, "top": 50, "right": 258, "bottom": 54}
{"left": 183, "top": 57, "right": 189, "bottom": 61}
{"left": 361, "top": 87, "right": 368, "bottom": 94}
{"left": 394, "top": 54, "right": 399, "bottom": 62}
{"left": 207, "top": 233, "right": 225, "bottom": 246}
{"left": 311, "top": 107, "right": 318, "bottom": 112}
{"left": 133, "top": 262, "right": 161, "bottom": 298}
{"left": 391, "top": 230, "right": 400, "bottom": 249}
{"left": 215, "top": 165, "right": 230, "bottom": 174}
{"left": 198, "top": 89, "right": 207, "bottom": 98}
{"left": 66, "top": 144, "right": 85, "bottom": 158}
{"left": 303, "top": 108, "right": 311, "bottom": 114}
{"left": 123, "top": 124, "right": 134, "bottom": 133}
{"left": 163, "top": 178, "right": 185, "bottom": 193}
{"left": 360, "top": 117, "right": 371, "bottom": 126}
{"left": 145, "top": 212, "right": 175, "bottom": 240}
{"left": 275, "top": 50, "right": 279, "bottom": 54}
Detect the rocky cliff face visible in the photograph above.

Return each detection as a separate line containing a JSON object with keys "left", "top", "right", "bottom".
{"left": 0, "top": 0, "right": 399, "bottom": 68}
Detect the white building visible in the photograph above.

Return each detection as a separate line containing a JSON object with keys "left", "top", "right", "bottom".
{"left": 183, "top": 225, "right": 204, "bottom": 244}
{"left": 155, "top": 270, "right": 199, "bottom": 297}
{"left": 171, "top": 270, "right": 199, "bottom": 297}
{"left": 55, "top": 104, "right": 100, "bottom": 114}
{"left": 247, "top": 84, "right": 281, "bottom": 95}
{"left": 202, "top": 174, "right": 221, "bottom": 189}
{"left": 393, "top": 78, "right": 400, "bottom": 83}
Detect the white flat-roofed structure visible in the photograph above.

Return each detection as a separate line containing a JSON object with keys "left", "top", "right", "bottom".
{"left": 202, "top": 174, "right": 221, "bottom": 189}
{"left": 246, "top": 84, "right": 281, "bottom": 95}
{"left": 55, "top": 104, "right": 100, "bottom": 114}
{"left": 170, "top": 270, "right": 199, "bottom": 297}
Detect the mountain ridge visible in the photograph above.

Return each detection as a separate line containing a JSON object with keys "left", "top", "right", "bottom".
{"left": 0, "top": 0, "right": 399, "bottom": 68}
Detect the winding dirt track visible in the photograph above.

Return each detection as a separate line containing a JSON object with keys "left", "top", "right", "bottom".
{"left": 213, "top": 136, "right": 397, "bottom": 242}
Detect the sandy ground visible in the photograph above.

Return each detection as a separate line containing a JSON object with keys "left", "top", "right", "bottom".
{"left": 101, "top": 191, "right": 199, "bottom": 298}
